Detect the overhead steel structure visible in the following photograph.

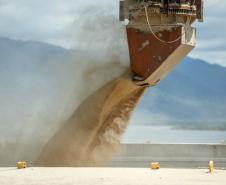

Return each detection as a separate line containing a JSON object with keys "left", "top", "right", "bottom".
{"left": 120, "top": 0, "right": 203, "bottom": 86}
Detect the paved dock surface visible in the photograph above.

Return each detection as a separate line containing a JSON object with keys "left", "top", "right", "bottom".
{"left": 0, "top": 167, "right": 226, "bottom": 185}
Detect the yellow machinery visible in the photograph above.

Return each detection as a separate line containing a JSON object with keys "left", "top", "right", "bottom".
{"left": 151, "top": 162, "right": 160, "bottom": 170}
{"left": 17, "top": 161, "right": 27, "bottom": 169}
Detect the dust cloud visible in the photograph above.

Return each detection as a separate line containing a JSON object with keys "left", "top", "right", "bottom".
{"left": 36, "top": 6, "right": 149, "bottom": 166}
{"left": 36, "top": 73, "right": 147, "bottom": 166}
{"left": 0, "top": 3, "right": 148, "bottom": 166}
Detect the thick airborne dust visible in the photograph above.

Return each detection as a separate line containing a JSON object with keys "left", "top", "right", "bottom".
{"left": 36, "top": 73, "right": 147, "bottom": 166}
{"left": 0, "top": 2, "right": 148, "bottom": 166}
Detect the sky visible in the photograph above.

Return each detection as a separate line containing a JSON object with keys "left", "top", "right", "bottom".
{"left": 0, "top": 0, "right": 225, "bottom": 66}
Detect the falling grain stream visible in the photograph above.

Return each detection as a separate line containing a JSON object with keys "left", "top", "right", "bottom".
{"left": 36, "top": 73, "right": 147, "bottom": 166}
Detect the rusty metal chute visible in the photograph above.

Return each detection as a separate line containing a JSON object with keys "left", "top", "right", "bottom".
{"left": 120, "top": 0, "right": 203, "bottom": 86}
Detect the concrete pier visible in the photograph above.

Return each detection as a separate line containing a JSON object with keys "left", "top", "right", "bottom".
{"left": 0, "top": 167, "right": 225, "bottom": 185}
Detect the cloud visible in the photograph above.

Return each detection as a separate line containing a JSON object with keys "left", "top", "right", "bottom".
{"left": 0, "top": 0, "right": 118, "bottom": 47}
{"left": 0, "top": 0, "right": 225, "bottom": 65}
{"left": 189, "top": 0, "right": 226, "bottom": 66}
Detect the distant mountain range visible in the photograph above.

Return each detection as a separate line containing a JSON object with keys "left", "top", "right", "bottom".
{"left": 0, "top": 37, "right": 226, "bottom": 132}
{"left": 134, "top": 53, "right": 226, "bottom": 129}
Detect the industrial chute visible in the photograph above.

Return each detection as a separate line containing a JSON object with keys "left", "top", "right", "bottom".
{"left": 120, "top": 0, "right": 203, "bottom": 86}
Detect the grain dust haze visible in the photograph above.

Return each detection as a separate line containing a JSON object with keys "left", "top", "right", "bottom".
{"left": 35, "top": 5, "right": 148, "bottom": 166}
{"left": 37, "top": 73, "right": 147, "bottom": 166}
{"left": 0, "top": 4, "right": 148, "bottom": 166}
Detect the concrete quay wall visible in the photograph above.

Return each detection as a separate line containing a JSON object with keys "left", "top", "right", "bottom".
{"left": 109, "top": 144, "right": 226, "bottom": 168}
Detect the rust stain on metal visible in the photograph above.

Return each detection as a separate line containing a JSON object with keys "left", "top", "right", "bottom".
{"left": 127, "top": 27, "right": 182, "bottom": 80}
